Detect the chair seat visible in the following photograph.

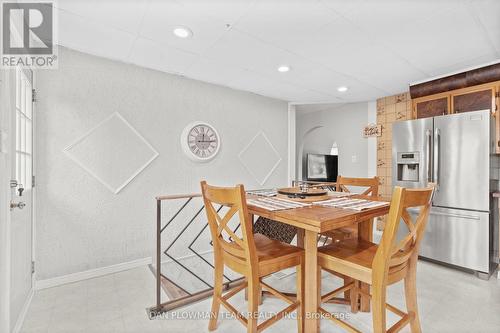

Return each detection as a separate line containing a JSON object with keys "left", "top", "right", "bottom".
{"left": 318, "top": 238, "right": 377, "bottom": 284}
{"left": 223, "top": 233, "right": 303, "bottom": 277}
{"left": 254, "top": 234, "right": 303, "bottom": 277}
{"left": 318, "top": 238, "right": 409, "bottom": 285}
{"left": 254, "top": 233, "right": 303, "bottom": 262}
{"left": 319, "top": 238, "right": 376, "bottom": 268}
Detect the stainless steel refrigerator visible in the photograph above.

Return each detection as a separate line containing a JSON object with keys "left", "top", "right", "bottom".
{"left": 392, "top": 109, "right": 498, "bottom": 277}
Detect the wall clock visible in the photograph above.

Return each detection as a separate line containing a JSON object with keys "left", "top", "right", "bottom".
{"left": 181, "top": 122, "right": 220, "bottom": 162}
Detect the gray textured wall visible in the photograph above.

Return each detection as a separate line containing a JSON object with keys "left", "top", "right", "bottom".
{"left": 35, "top": 47, "right": 288, "bottom": 280}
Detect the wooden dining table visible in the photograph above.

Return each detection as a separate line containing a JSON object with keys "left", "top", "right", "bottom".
{"left": 247, "top": 194, "right": 390, "bottom": 333}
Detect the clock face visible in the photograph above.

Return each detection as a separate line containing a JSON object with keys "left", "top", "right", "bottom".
{"left": 181, "top": 122, "right": 220, "bottom": 161}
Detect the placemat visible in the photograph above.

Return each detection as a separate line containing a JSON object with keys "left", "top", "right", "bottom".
{"left": 247, "top": 197, "right": 311, "bottom": 211}
{"left": 313, "top": 197, "right": 389, "bottom": 211}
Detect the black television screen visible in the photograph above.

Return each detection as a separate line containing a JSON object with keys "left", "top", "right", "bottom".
{"left": 306, "top": 154, "right": 338, "bottom": 182}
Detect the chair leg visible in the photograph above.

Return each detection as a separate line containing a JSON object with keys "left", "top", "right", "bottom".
{"left": 245, "top": 280, "right": 263, "bottom": 305}
{"left": 404, "top": 259, "right": 422, "bottom": 333}
{"left": 317, "top": 265, "right": 322, "bottom": 306}
{"left": 350, "top": 280, "right": 359, "bottom": 313}
{"left": 343, "top": 276, "right": 352, "bottom": 301}
{"left": 247, "top": 277, "right": 260, "bottom": 333}
{"left": 296, "top": 260, "right": 304, "bottom": 333}
{"left": 371, "top": 283, "right": 387, "bottom": 333}
{"left": 209, "top": 260, "right": 224, "bottom": 331}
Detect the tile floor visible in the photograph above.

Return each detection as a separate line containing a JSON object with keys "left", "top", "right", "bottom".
{"left": 21, "top": 260, "right": 500, "bottom": 333}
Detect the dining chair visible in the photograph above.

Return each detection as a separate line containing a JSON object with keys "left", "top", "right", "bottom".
{"left": 321, "top": 175, "right": 380, "bottom": 243}
{"left": 200, "top": 181, "right": 304, "bottom": 333}
{"left": 317, "top": 185, "right": 434, "bottom": 333}
{"left": 317, "top": 176, "right": 380, "bottom": 308}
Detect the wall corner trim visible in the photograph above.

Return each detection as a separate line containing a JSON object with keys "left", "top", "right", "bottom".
{"left": 35, "top": 257, "right": 152, "bottom": 290}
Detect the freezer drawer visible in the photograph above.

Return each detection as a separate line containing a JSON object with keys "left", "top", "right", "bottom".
{"left": 404, "top": 207, "right": 490, "bottom": 272}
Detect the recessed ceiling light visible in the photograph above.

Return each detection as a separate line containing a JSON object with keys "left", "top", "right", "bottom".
{"left": 173, "top": 26, "right": 193, "bottom": 39}
{"left": 337, "top": 86, "right": 348, "bottom": 92}
{"left": 277, "top": 65, "right": 291, "bottom": 73}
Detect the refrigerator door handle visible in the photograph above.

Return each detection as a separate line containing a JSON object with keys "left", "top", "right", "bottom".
{"left": 434, "top": 128, "right": 440, "bottom": 190}
{"left": 426, "top": 129, "right": 432, "bottom": 183}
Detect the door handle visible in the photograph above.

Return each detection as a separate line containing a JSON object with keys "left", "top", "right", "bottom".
{"left": 10, "top": 201, "right": 26, "bottom": 210}
{"left": 426, "top": 129, "right": 432, "bottom": 183}
{"left": 434, "top": 128, "right": 440, "bottom": 190}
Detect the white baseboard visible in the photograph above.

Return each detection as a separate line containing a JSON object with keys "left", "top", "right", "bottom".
{"left": 12, "top": 288, "right": 34, "bottom": 333}
{"left": 35, "top": 257, "right": 152, "bottom": 290}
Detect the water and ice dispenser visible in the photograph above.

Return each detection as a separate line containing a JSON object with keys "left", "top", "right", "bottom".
{"left": 396, "top": 152, "right": 420, "bottom": 182}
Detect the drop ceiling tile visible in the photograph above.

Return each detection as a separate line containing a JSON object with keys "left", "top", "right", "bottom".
{"left": 226, "top": 70, "right": 279, "bottom": 93}
{"left": 426, "top": 52, "right": 500, "bottom": 78}
{"left": 57, "top": 9, "right": 136, "bottom": 61}
{"left": 227, "top": 70, "right": 331, "bottom": 102}
{"left": 203, "top": 29, "right": 296, "bottom": 72}
{"left": 334, "top": 44, "right": 424, "bottom": 93}
{"left": 324, "top": 0, "right": 452, "bottom": 36}
{"left": 286, "top": 65, "right": 388, "bottom": 100}
{"left": 382, "top": 3, "right": 494, "bottom": 74}
{"left": 56, "top": 0, "right": 148, "bottom": 33}
{"left": 203, "top": 28, "right": 341, "bottom": 96}
{"left": 139, "top": 0, "right": 230, "bottom": 54}
{"left": 184, "top": 57, "right": 248, "bottom": 86}
{"left": 318, "top": 0, "right": 369, "bottom": 17}
{"left": 283, "top": 89, "right": 336, "bottom": 103}
{"left": 471, "top": 0, "right": 500, "bottom": 55}
{"left": 235, "top": 0, "right": 339, "bottom": 48}
{"left": 285, "top": 25, "right": 421, "bottom": 94}
{"left": 285, "top": 15, "right": 372, "bottom": 64}
{"left": 128, "top": 37, "right": 198, "bottom": 75}
{"left": 175, "top": 0, "right": 257, "bottom": 25}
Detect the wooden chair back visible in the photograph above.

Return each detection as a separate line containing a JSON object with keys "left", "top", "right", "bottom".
{"left": 336, "top": 176, "right": 379, "bottom": 196}
{"left": 200, "top": 181, "right": 257, "bottom": 270}
{"left": 373, "top": 185, "right": 434, "bottom": 279}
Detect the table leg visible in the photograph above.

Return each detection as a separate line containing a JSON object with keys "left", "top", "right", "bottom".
{"left": 296, "top": 228, "right": 304, "bottom": 248}
{"left": 304, "top": 230, "right": 320, "bottom": 333}
{"left": 358, "top": 218, "right": 374, "bottom": 312}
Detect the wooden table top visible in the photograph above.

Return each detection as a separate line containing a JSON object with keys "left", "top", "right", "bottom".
{"left": 247, "top": 194, "right": 390, "bottom": 233}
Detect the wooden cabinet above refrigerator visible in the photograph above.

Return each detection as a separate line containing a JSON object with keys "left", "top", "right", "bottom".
{"left": 412, "top": 82, "right": 499, "bottom": 152}
{"left": 412, "top": 83, "right": 498, "bottom": 119}
{"left": 409, "top": 63, "right": 500, "bottom": 153}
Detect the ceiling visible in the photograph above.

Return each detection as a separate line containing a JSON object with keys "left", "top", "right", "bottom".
{"left": 54, "top": 0, "right": 500, "bottom": 104}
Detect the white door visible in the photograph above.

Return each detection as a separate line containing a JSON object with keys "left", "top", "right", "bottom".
{"left": 9, "top": 67, "right": 34, "bottom": 331}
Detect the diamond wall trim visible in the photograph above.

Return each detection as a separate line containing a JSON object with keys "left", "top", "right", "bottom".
{"left": 238, "top": 131, "right": 282, "bottom": 186}
{"left": 63, "top": 112, "right": 159, "bottom": 194}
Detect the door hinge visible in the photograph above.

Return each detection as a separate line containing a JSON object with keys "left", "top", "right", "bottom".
{"left": 496, "top": 92, "right": 500, "bottom": 98}
{"left": 31, "top": 261, "right": 35, "bottom": 274}
{"left": 32, "top": 89, "right": 36, "bottom": 102}
{"left": 32, "top": 175, "right": 35, "bottom": 188}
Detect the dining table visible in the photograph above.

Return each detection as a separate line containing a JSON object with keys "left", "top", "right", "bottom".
{"left": 247, "top": 193, "right": 390, "bottom": 333}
